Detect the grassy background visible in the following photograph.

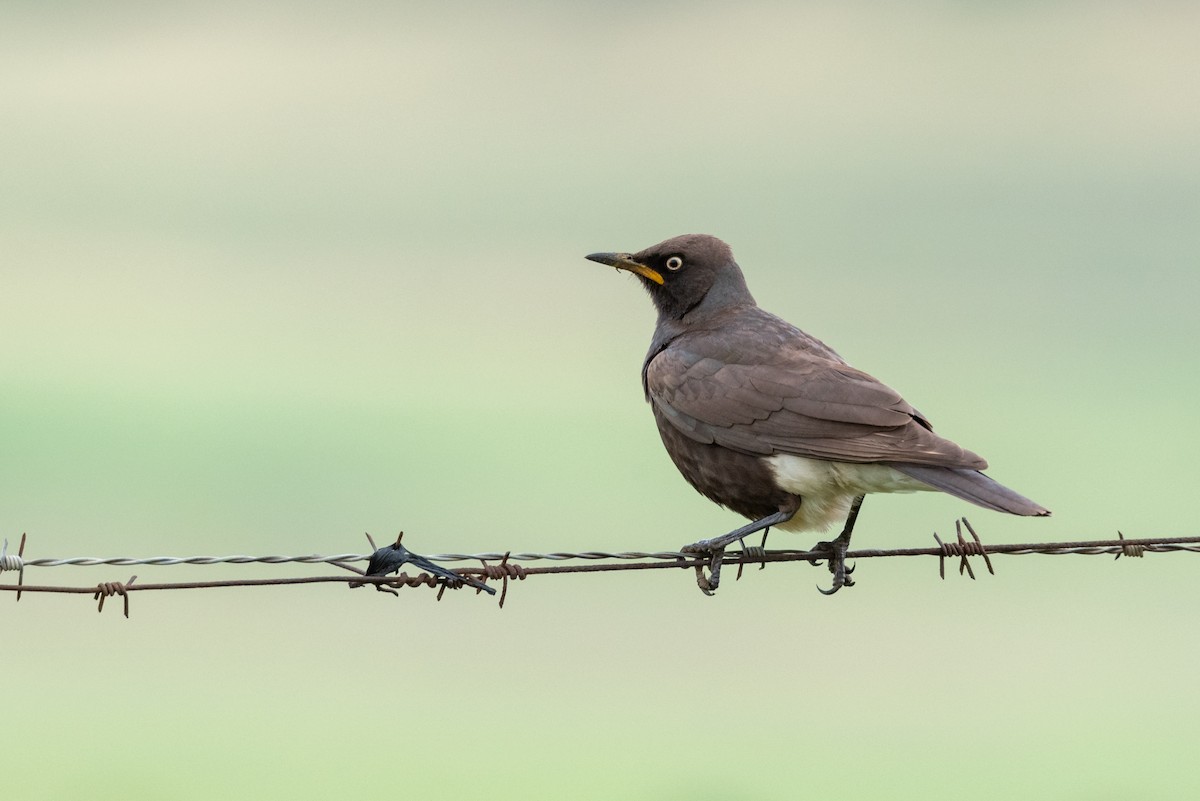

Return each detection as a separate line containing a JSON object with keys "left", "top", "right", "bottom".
{"left": 2, "top": 2, "right": 1198, "bottom": 799}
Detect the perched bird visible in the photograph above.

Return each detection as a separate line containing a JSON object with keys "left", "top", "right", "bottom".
{"left": 586, "top": 234, "right": 1048, "bottom": 595}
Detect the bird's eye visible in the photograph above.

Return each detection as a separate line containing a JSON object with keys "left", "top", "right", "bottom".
{"left": 666, "top": 256, "right": 683, "bottom": 271}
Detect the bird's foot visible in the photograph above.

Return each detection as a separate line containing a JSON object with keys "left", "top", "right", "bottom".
{"left": 811, "top": 536, "right": 855, "bottom": 596}
{"left": 681, "top": 530, "right": 774, "bottom": 594}
{"left": 680, "top": 538, "right": 728, "bottom": 596}
{"left": 680, "top": 511, "right": 795, "bottom": 596}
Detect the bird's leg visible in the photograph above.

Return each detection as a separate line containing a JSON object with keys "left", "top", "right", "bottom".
{"left": 682, "top": 508, "right": 796, "bottom": 596}
{"left": 812, "top": 494, "right": 865, "bottom": 596}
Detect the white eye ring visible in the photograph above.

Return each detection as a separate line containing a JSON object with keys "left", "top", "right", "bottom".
{"left": 666, "top": 256, "right": 683, "bottom": 271}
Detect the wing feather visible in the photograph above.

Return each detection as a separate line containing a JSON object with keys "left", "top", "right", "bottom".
{"left": 644, "top": 311, "right": 986, "bottom": 469}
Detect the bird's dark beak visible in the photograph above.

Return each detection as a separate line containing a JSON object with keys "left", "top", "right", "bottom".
{"left": 585, "top": 251, "right": 665, "bottom": 285}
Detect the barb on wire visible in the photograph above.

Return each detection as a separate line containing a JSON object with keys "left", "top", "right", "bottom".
{"left": 94, "top": 575, "right": 137, "bottom": 618}
{"left": 1115, "top": 530, "right": 1144, "bottom": 559}
{"left": 933, "top": 518, "right": 994, "bottom": 579}
{"left": 477, "top": 552, "right": 526, "bottom": 608}
{"left": 1, "top": 523, "right": 1198, "bottom": 618}
{"left": 1, "top": 534, "right": 27, "bottom": 600}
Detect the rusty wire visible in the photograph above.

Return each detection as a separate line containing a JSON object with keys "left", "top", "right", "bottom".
{"left": 0, "top": 526, "right": 1197, "bottom": 617}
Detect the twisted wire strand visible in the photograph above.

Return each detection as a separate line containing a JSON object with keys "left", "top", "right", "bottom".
{"left": 4, "top": 532, "right": 1195, "bottom": 618}
{"left": 1, "top": 533, "right": 1196, "bottom": 618}
{"left": 8, "top": 536, "right": 1200, "bottom": 570}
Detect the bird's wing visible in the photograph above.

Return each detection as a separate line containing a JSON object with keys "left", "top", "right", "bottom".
{"left": 645, "top": 321, "right": 986, "bottom": 469}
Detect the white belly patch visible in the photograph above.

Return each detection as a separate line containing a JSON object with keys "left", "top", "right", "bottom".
{"left": 764, "top": 454, "right": 933, "bottom": 532}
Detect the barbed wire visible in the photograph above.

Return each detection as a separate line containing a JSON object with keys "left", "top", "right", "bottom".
{"left": 1, "top": 526, "right": 1196, "bottom": 618}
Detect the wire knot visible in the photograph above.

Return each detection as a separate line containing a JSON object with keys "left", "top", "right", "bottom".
{"left": 480, "top": 561, "right": 527, "bottom": 582}
{"left": 933, "top": 518, "right": 995, "bottom": 580}
{"left": 1115, "top": 531, "right": 1145, "bottom": 559}
{"left": 94, "top": 575, "right": 137, "bottom": 618}
{"left": 735, "top": 530, "right": 771, "bottom": 581}
{"left": 478, "top": 552, "right": 524, "bottom": 608}
{"left": 1, "top": 535, "right": 28, "bottom": 601}
{"left": 741, "top": 544, "right": 767, "bottom": 561}
{"left": 362, "top": 571, "right": 448, "bottom": 598}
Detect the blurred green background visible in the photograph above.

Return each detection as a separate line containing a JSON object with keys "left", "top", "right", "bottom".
{"left": 3, "top": 2, "right": 1198, "bottom": 799}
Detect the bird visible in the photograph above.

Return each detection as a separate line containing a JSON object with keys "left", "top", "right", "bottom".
{"left": 585, "top": 234, "right": 1049, "bottom": 595}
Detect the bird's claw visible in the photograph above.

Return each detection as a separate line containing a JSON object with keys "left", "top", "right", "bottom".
{"left": 681, "top": 539, "right": 725, "bottom": 596}
{"left": 812, "top": 538, "right": 855, "bottom": 595}
{"left": 680, "top": 514, "right": 792, "bottom": 595}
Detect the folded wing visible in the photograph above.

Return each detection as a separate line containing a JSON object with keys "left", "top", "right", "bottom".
{"left": 645, "top": 313, "right": 987, "bottom": 470}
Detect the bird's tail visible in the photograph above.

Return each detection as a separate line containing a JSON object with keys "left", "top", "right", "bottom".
{"left": 887, "top": 464, "right": 1050, "bottom": 517}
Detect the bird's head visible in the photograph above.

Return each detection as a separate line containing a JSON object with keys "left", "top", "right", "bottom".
{"left": 586, "top": 234, "right": 755, "bottom": 321}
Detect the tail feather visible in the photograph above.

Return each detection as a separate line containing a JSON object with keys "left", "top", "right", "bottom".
{"left": 887, "top": 463, "right": 1050, "bottom": 517}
